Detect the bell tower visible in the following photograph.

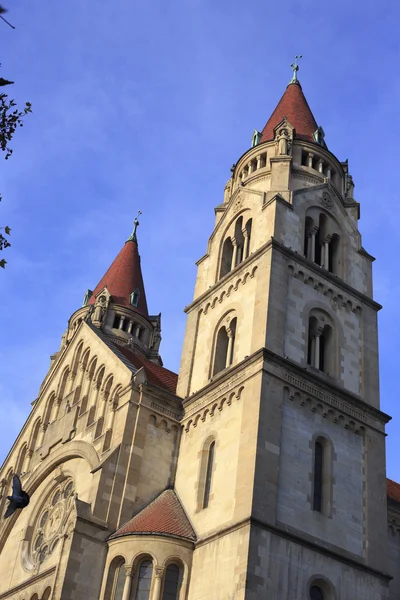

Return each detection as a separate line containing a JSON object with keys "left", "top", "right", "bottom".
{"left": 175, "top": 62, "right": 392, "bottom": 599}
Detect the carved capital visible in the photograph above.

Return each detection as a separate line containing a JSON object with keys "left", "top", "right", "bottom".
{"left": 155, "top": 566, "right": 165, "bottom": 579}
{"left": 124, "top": 564, "right": 134, "bottom": 577}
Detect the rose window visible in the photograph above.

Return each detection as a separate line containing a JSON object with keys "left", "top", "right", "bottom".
{"left": 29, "top": 478, "right": 75, "bottom": 568}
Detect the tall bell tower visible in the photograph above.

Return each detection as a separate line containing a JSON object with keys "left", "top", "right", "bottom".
{"left": 174, "top": 61, "right": 392, "bottom": 599}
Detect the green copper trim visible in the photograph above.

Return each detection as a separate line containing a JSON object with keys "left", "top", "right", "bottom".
{"left": 289, "top": 55, "right": 302, "bottom": 84}
{"left": 127, "top": 210, "right": 142, "bottom": 243}
{"left": 82, "top": 289, "right": 93, "bottom": 307}
{"left": 130, "top": 288, "right": 140, "bottom": 307}
{"left": 251, "top": 130, "right": 261, "bottom": 147}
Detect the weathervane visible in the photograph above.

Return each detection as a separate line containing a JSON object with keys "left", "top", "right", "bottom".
{"left": 290, "top": 55, "right": 302, "bottom": 84}
{"left": 127, "top": 210, "right": 142, "bottom": 242}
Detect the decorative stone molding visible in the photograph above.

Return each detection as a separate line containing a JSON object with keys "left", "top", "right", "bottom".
{"left": 288, "top": 263, "right": 362, "bottom": 314}
{"left": 155, "top": 566, "right": 165, "bottom": 579}
{"left": 203, "top": 265, "right": 258, "bottom": 315}
{"left": 184, "top": 385, "right": 245, "bottom": 432}
{"left": 150, "top": 402, "right": 181, "bottom": 421}
{"left": 319, "top": 190, "right": 334, "bottom": 209}
{"left": 284, "top": 374, "right": 367, "bottom": 433}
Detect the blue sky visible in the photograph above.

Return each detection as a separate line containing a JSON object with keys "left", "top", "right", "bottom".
{"left": 1, "top": 0, "right": 400, "bottom": 479}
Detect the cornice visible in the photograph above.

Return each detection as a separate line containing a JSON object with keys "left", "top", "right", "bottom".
{"left": 271, "top": 238, "right": 382, "bottom": 311}
{"left": 0, "top": 566, "right": 57, "bottom": 599}
{"left": 186, "top": 241, "right": 270, "bottom": 314}
{"left": 262, "top": 348, "right": 391, "bottom": 427}
{"left": 194, "top": 515, "right": 391, "bottom": 582}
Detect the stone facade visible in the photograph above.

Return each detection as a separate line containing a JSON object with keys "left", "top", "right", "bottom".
{"left": 0, "top": 74, "right": 399, "bottom": 600}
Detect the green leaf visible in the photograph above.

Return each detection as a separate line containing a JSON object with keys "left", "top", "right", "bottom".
{"left": 0, "top": 259, "right": 6, "bottom": 268}
{"left": 4, "top": 225, "right": 10, "bottom": 235}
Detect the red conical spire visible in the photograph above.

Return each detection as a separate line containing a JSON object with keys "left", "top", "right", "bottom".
{"left": 259, "top": 80, "right": 318, "bottom": 144}
{"left": 88, "top": 215, "right": 149, "bottom": 317}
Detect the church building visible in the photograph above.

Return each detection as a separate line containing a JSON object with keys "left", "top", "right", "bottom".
{"left": 1, "top": 62, "right": 400, "bottom": 600}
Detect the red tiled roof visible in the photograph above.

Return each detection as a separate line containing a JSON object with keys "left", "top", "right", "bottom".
{"left": 88, "top": 239, "right": 149, "bottom": 316}
{"left": 114, "top": 344, "right": 178, "bottom": 394}
{"left": 260, "top": 81, "right": 318, "bottom": 144}
{"left": 110, "top": 489, "right": 196, "bottom": 541}
{"left": 387, "top": 478, "right": 400, "bottom": 503}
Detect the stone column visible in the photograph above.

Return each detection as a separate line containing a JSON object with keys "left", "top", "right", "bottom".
{"left": 107, "top": 402, "right": 117, "bottom": 430}
{"left": 79, "top": 371, "right": 92, "bottom": 412}
{"left": 127, "top": 320, "right": 134, "bottom": 334}
{"left": 23, "top": 449, "right": 33, "bottom": 473}
{"left": 66, "top": 372, "right": 75, "bottom": 396}
{"left": 119, "top": 316, "right": 125, "bottom": 330}
{"left": 323, "top": 235, "right": 332, "bottom": 270}
{"left": 122, "top": 566, "right": 134, "bottom": 600}
{"left": 243, "top": 229, "right": 250, "bottom": 260}
{"left": 98, "top": 391, "right": 108, "bottom": 421}
{"left": 53, "top": 395, "right": 63, "bottom": 420}
{"left": 231, "top": 239, "right": 238, "bottom": 271}
{"left": 241, "top": 170, "right": 246, "bottom": 182}
{"left": 226, "top": 328, "right": 234, "bottom": 368}
{"left": 314, "top": 334, "right": 320, "bottom": 370}
{"left": 88, "top": 382, "right": 101, "bottom": 423}
{"left": 326, "top": 166, "right": 331, "bottom": 179}
{"left": 135, "top": 325, "right": 141, "bottom": 338}
{"left": 247, "top": 161, "right": 253, "bottom": 175}
{"left": 37, "top": 423, "right": 47, "bottom": 448}
{"left": 151, "top": 567, "right": 165, "bottom": 600}
{"left": 256, "top": 154, "right": 261, "bottom": 170}
{"left": 317, "top": 158, "right": 324, "bottom": 173}
{"left": 74, "top": 364, "right": 86, "bottom": 405}
{"left": 307, "top": 153, "right": 314, "bottom": 168}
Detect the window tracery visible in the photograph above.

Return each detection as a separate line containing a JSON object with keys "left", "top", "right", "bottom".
{"left": 29, "top": 478, "right": 75, "bottom": 569}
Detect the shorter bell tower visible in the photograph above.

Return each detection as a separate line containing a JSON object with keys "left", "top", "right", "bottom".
{"left": 56, "top": 213, "right": 163, "bottom": 367}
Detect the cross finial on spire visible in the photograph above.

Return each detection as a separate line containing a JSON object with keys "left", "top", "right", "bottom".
{"left": 290, "top": 55, "right": 302, "bottom": 84}
{"left": 127, "top": 210, "right": 142, "bottom": 243}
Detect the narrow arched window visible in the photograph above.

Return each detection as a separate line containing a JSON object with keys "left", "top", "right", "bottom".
{"left": 161, "top": 564, "right": 180, "bottom": 600}
{"left": 313, "top": 441, "right": 324, "bottom": 512}
{"left": 329, "top": 233, "right": 340, "bottom": 274}
{"left": 219, "top": 238, "right": 234, "bottom": 279}
{"left": 310, "top": 585, "right": 324, "bottom": 600}
{"left": 132, "top": 560, "right": 153, "bottom": 600}
{"left": 213, "top": 327, "right": 229, "bottom": 376}
{"left": 105, "top": 557, "right": 126, "bottom": 600}
{"left": 203, "top": 440, "right": 215, "bottom": 509}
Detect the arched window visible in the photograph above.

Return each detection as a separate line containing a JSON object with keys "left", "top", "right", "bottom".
{"left": 131, "top": 560, "right": 153, "bottom": 600}
{"left": 329, "top": 233, "right": 340, "bottom": 274}
{"left": 310, "top": 585, "right": 324, "bottom": 600}
{"left": 219, "top": 237, "right": 233, "bottom": 279}
{"left": 304, "top": 209, "right": 341, "bottom": 276}
{"left": 42, "top": 587, "right": 52, "bottom": 600}
{"left": 213, "top": 327, "right": 229, "bottom": 376}
{"left": 203, "top": 440, "right": 215, "bottom": 509}
{"left": 212, "top": 316, "right": 237, "bottom": 376}
{"left": 313, "top": 441, "right": 324, "bottom": 512}
{"left": 161, "top": 564, "right": 181, "bottom": 600}
{"left": 105, "top": 557, "right": 126, "bottom": 600}
{"left": 307, "top": 313, "right": 335, "bottom": 376}
{"left": 312, "top": 437, "right": 332, "bottom": 516}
